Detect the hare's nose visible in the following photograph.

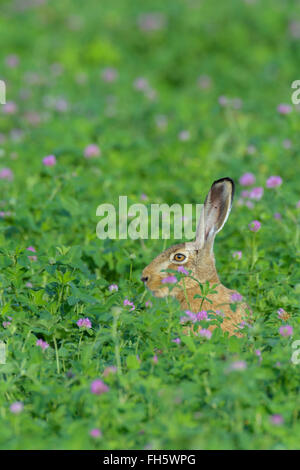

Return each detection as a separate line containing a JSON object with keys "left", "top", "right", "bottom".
{"left": 141, "top": 276, "right": 149, "bottom": 283}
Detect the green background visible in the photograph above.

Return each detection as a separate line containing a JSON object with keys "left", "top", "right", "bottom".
{"left": 0, "top": 0, "right": 299, "bottom": 449}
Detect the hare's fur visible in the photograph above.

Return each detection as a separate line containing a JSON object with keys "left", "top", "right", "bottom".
{"left": 142, "top": 178, "right": 248, "bottom": 337}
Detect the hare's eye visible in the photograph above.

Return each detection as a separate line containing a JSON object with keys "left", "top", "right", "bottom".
{"left": 173, "top": 253, "right": 186, "bottom": 262}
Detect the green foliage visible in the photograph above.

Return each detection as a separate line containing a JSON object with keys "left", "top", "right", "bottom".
{"left": 0, "top": 0, "right": 299, "bottom": 450}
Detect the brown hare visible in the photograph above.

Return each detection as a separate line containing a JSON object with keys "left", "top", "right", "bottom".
{"left": 141, "top": 177, "right": 248, "bottom": 337}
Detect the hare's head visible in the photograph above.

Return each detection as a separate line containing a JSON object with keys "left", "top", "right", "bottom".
{"left": 141, "top": 178, "right": 235, "bottom": 297}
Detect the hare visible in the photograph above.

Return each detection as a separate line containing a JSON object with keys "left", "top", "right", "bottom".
{"left": 141, "top": 177, "right": 248, "bottom": 337}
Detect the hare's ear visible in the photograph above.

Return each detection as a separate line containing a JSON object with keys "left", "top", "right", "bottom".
{"left": 196, "top": 178, "right": 234, "bottom": 249}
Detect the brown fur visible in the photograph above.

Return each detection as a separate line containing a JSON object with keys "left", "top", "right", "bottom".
{"left": 141, "top": 178, "right": 248, "bottom": 338}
